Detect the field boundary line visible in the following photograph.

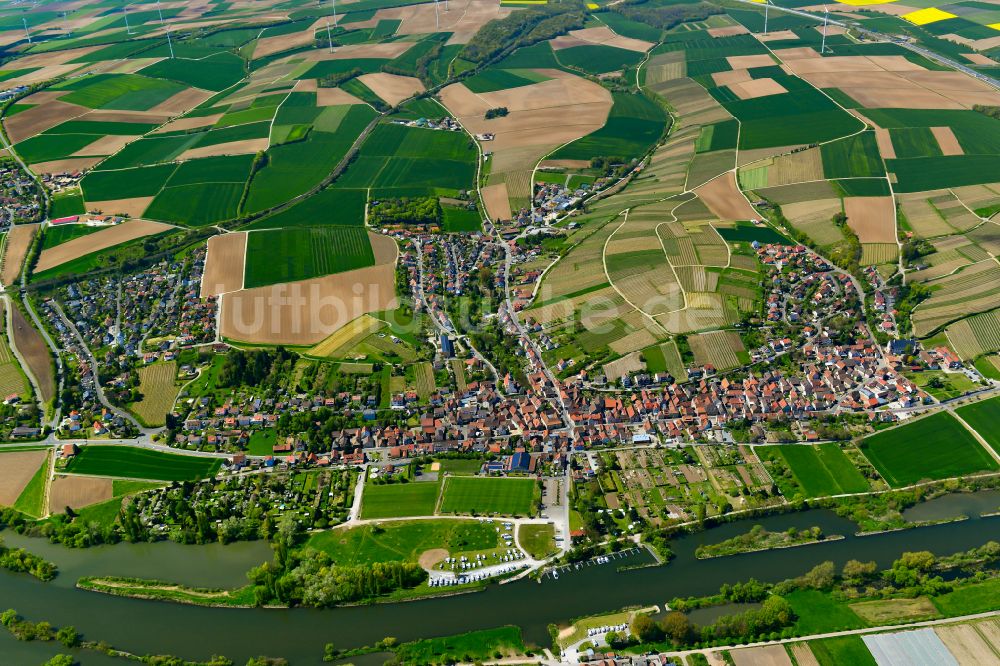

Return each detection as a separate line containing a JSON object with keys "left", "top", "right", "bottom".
{"left": 950, "top": 408, "right": 1000, "bottom": 466}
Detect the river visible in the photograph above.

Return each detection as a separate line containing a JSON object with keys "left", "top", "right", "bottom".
{"left": 2, "top": 491, "right": 999, "bottom": 665}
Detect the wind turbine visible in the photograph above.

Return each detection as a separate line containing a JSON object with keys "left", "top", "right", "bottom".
{"left": 156, "top": 0, "right": 163, "bottom": 24}
{"left": 325, "top": 18, "right": 333, "bottom": 53}
{"left": 762, "top": 0, "right": 769, "bottom": 37}
{"left": 331, "top": 0, "right": 338, "bottom": 28}
{"left": 166, "top": 25, "right": 174, "bottom": 58}
{"left": 821, "top": 5, "right": 830, "bottom": 54}
{"left": 434, "top": 0, "right": 440, "bottom": 30}
{"left": 123, "top": 3, "right": 133, "bottom": 36}
{"left": 22, "top": 17, "right": 30, "bottom": 44}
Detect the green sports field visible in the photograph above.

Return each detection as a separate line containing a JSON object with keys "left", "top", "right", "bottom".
{"left": 757, "top": 443, "right": 870, "bottom": 498}
{"left": 439, "top": 477, "right": 536, "bottom": 516}
{"left": 955, "top": 396, "right": 1000, "bottom": 456}
{"left": 859, "top": 412, "right": 998, "bottom": 487}
{"left": 360, "top": 480, "right": 440, "bottom": 519}
{"left": 65, "top": 446, "right": 221, "bottom": 481}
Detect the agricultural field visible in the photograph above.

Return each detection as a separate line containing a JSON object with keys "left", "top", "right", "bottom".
{"left": 955, "top": 396, "right": 1000, "bottom": 456}
{"left": 756, "top": 444, "right": 870, "bottom": 499}
{"left": 859, "top": 412, "right": 998, "bottom": 487}
{"left": 65, "top": 446, "right": 221, "bottom": 482}
{"left": 439, "top": 477, "right": 537, "bottom": 516}
{"left": 0, "top": 449, "right": 49, "bottom": 511}
{"left": 243, "top": 227, "right": 376, "bottom": 288}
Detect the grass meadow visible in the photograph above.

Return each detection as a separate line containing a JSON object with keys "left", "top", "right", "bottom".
{"left": 308, "top": 519, "right": 498, "bottom": 564}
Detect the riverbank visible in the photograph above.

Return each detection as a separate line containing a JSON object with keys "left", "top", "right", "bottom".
{"left": 694, "top": 525, "right": 843, "bottom": 560}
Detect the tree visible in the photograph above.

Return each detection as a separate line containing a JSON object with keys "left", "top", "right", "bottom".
{"left": 659, "top": 611, "right": 694, "bottom": 646}
{"left": 799, "top": 561, "right": 836, "bottom": 590}
{"left": 56, "top": 624, "right": 80, "bottom": 648}
{"left": 842, "top": 559, "right": 877, "bottom": 586}
{"left": 631, "top": 613, "right": 662, "bottom": 642}
{"left": 43, "top": 656, "right": 75, "bottom": 666}
{"left": 604, "top": 630, "right": 625, "bottom": 648}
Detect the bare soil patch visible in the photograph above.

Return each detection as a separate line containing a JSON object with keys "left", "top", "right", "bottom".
{"left": 316, "top": 87, "right": 362, "bottom": 106}
{"left": 935, "top": 624, "right": 998, "bottom": 666}
{"left": 2, "top": 224, "right": 38, "bottom": 286}
{"left": 712, "top": 69, "right": 751, "bottom": 87}
{"left": 152, "top": 113, "right": 223, "bottom": 133}
{"left": 221, "top": 263, "right": 398, "bottom": 345}
{"left": 0, "top": 450, "right": 48, "bottom": 506}
{"left": 695, "top": 173, "right": 756, "bottom": 221}
{"left": 538, "top": 159, "right": 590, "bottom": 169}
{"left": 772, "top": 46, "right": 820, "bottom": 60}
{"left": 482, "top": 183, "right": 513, "bottom": 222}
{"left": 962, "top": 53, "right": 997, "bottom": 66}
{"left": 84, "top": 197, "right": 155, "bottom": 219}
{"left": 708, "top": 25, "right": 748, "bottom": 37}
{"left": 726, "top": 54, "right": 776, "bottom": 69}
{"left": 304, "top": 42, "right": 413, "bottom": 61}
{"left": 202, "top": 232, "right": 247, "bottom": 298}
{"left": 149, "top": 87, "right": 213, "bottom": 115}
{"left": 758, "top": 30, "right": 799, "bottom": 42}
{"left": 5, "top": 100, "right": 89, "bottom": 144}
{"left": 552, "top": 26, "right": 653, "bottom": 53}
{"left": 418, "top": 548, "right": 448, "bottom": 569}
{"left": 30, "top": 157, "right": 103, "bottom": 174}
{"left": 10, "top": 304, "right": 54, "bottom": 403}
{"left": 874, "top": 127, "right": 896, "bottom": 158}
{"left": 178, "top": 137, "right": 270, "bottom": 160}
{"left": 369, "top": 231, "right": 398, "bottom": 266}
{"left": 845, "top": 196, "right": 896, "bottom": 243}
{"left": 731, "top": 644, "right": 793, "bottom": 666}
{"left": 48, "top": 475, "right": 113, "bottom": 514}
{"left": 35, "top": 220, "right": 173, "bottom": 273}
{"left": 728, "top": 78, "right": 787, "bottom": 100}
{"left": 931, "top": 126, "right": 963, "bottom": 155}
{"left": 255, "top": 22, "right": 319, "bottom": 58}
{"left": 71, "top": 134, "right": 138, "bottom": 157}
{"left": 375, "top": 0, "right": 505, "bottom": 42}
{"left": 788, "top": 643, "right": 820, "bottom": 666}
{"left": 13, "top": 46, "right": 103, "bottom": 68}
{"left": 357, "top": 73, "right": 424, "bottom": 106}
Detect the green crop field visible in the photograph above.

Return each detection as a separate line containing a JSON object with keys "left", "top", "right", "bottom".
{"left": 955, "top": 396, "right": 1000, "bottom": 456}
{"left": 244, "top": 105, "right": 376, "bottom": 213}
{"left": 439, "top": 477, "right": 536, "bottom": 516}
{"left": 889, "top": 127, "right": 943, "bottom": 158}
{"left": 243, "top": 226, "right": 375, "bottom": 288}
{"left": 65, "top": 446, "right": 221, "bottom": 481}
{"left": 442, "top": 206, "right": 482, "bottom": 232}
{"left": 95, "top": 133, "right": 200, "bottom": 170}
{"left": 550, "top": 92, "right": 667, "bottom": 162}
{"left": 246, "top": 187, "right": 367, "bottom": 229}
{"left": 821, "top": 131, "right": 885, "bottom": 179}
{"left": 15, "top": 133, "right": 102, "bottom": 163}
{"left": 137, "top": 52, "right": 245, "bottom": 91}
{"left": 360, "top": 480, "right": 440, "bottom": 519}
{"left": 807, "top": 636, "right": 877, "bottom": 666}
{"left": 55, "top": 73, "right": 185, "bottom": 110}
{"left": 308, "top": 519, "right": 498, "bottom": 564}
{"left": 364, "top": 123, "right": 477, "bottom": 161}
{"left": 887, "top": 155, "right": 1000, "bottom": 192}
{"left": 757, "top": 443, "right": 870, "bottom": 498}
{"left": 557, "top": 44, "right": 645, "bottom": 74}
{"left": 41, "top": 224, "right": 104, "bottom": 250}
{"left": 166, "top": 154, "right": 255, "bottom": 186}
{"left": 49, "top": 191, "right": 86, "bottom": 218}
{"left": 144, "top": 182, "right": 244, "bottom": 226}
{"left": 81, "top": 163, "right": 178, "bottom": 200}
{"left": 696, "top": 120, "right": 738, "bottom": 153}
{"left": 463, "top": 68, "right": 551, "bottom": 93}
{"left": 859, "top": 412, "right": 998, "bottom": 487}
